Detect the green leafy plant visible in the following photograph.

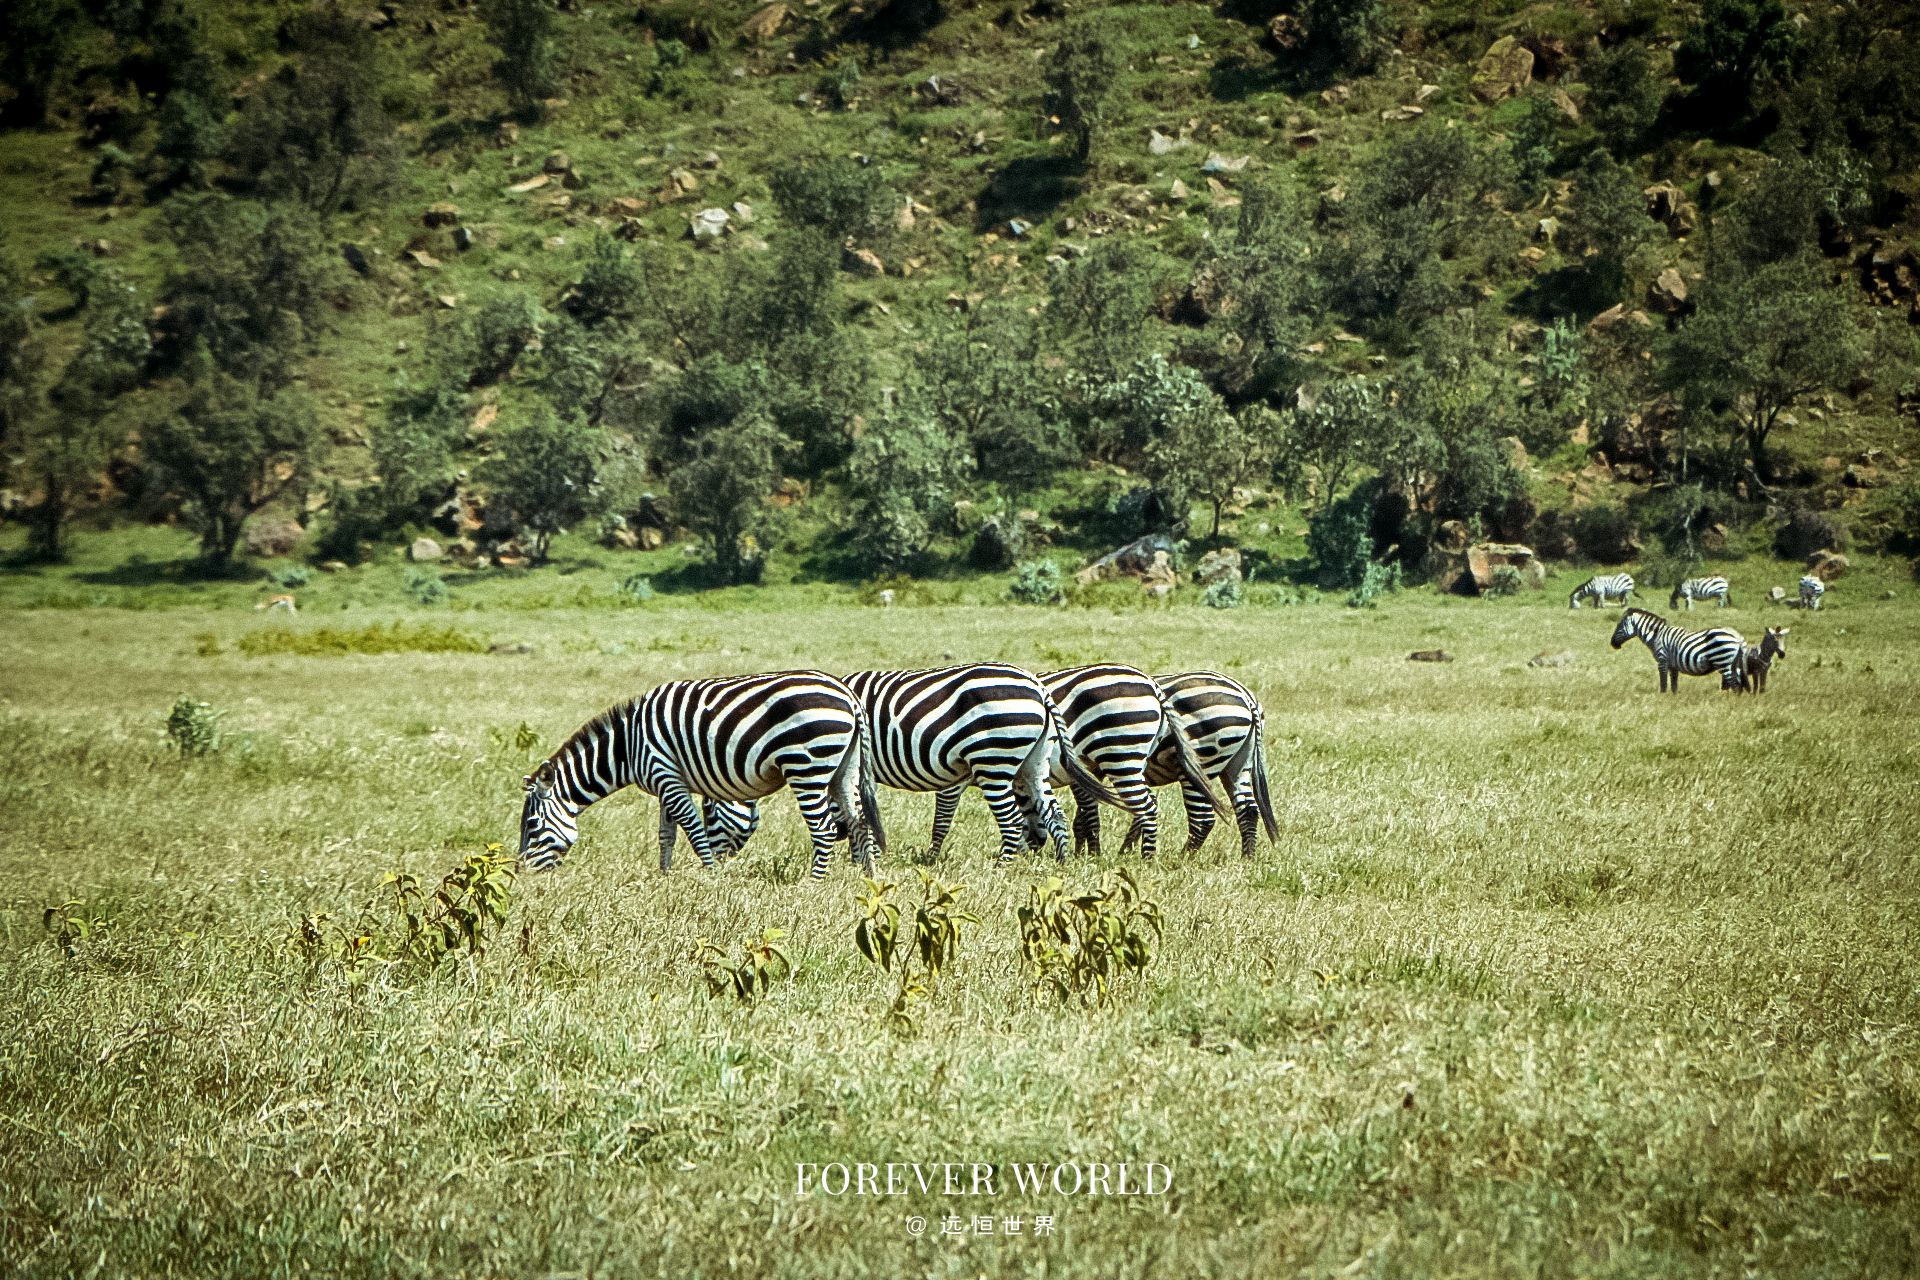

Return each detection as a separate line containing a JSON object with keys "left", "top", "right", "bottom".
{"left": 618, "top": 573, "right": 654, "bottom": 602}
{"left": 1203, "top": 579, "right": 1245, "bottom": 609}
{"left": 851, "top": 873, "right": 979, "bottom": 1034}
{"left": 405, "top": 566, "right": 448, "bottom": 606}
{"left": 380, "top": 848, "right": 518, "bottom": 969}
{"left": 236, "top": 622, "right": 487, "bottom": 657}
{"left": 1483, "top": 564, "right": 1524, "bottom": 599}
{"left": 166, "top": 694, "right": 224, "bottom": 757}
{"left": 1008, "top": 559, "right": 1064, "bottom": 605}
{"left": 1346, "top": 560, "right": 1403, "bottom": 609}
{"left": 696, "top": 928, "right": 792, "bottom": 1006}
{"left": 42, "top": 900, "right": 106, "bottom": 958}
{"left": 1017, "top": 868, "right": 1164, "bottom": 1007}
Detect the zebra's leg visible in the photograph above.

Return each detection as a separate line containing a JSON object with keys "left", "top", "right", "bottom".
{"left": 654, "top": 775, "right": 720, "bottom": 870}
{"left": 1108, "top": 772, "right": 1159, "bottom": 861}
{"left": 1071, "top": 780, "right": 1103, "bottom": 857}
{"left": 1180, "top": 778, "right": 1218, "bottom": 853}
{"left": 927, "top": 786, "right": 963, "bottom": 859}
{"left": 981, "top": 781, "right": 1029, "bottom": 867}
{"left": 658, "top": 804, "right": 677, "bottom": 874}
{"left": 1233, "top": 770, "right": 1260, "bottom": 858}
{"left": 790, "top": 785, "right": 842, "bottom": 882}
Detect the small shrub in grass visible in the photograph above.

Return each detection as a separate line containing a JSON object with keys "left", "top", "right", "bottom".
{"left": 1482, "top": 564, "right": 1524, "bottom": 599}
{"left": 237, "top": 622, "right": 488, "bottom": 657}
{"left": 852, "top": 873, "right": 979, "bottom": 1034}
{"left": 405, "top": 567, "right": 448, "bottom": 606}
{"left": 1008, "top": 559, "right": 1064, "bottom": 605}
{"left": 1345, "top": 560, "right": 1402, "bottom": 609}
{"left": 1017, "top": 868, "right": 1163, "bottom": 1007}
{"left": 166, "top": 695, "right": 224, "bottom": 756}
{"left": 380, "top": 849, "right": 517, "bottom": 972}
{"left": 1202, "top": 578, "right": 1245, "bottom": 609}
{"left": 618, "top": 573, "right": 654, "bottom": 602}
{"left": 270, "top": 565, "right": 311, "bottom": 588}
{"left": 695, "top": 928, "right": 791, "bottom": 1006}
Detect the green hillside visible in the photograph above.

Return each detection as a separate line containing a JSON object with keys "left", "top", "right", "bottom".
{"left": 2, "top": 0, "right": 1919, "bottom": 601}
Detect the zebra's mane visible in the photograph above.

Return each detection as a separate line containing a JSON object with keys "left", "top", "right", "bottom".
{"left": 547, "top": 700, "right": 641, "bottom": 769}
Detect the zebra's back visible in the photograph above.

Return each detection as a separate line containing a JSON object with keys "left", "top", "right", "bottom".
{"left": 1043, "top": 664, "right": 1163, "bottom": 770}
{"left": 640, "top": 671, "right": 862, "bottom": 802}
{"left": 843, "top": 663, "right": 1051, "bottom": 793}
{"left": 1146, "top": 671, "right": 1259, "bottom": 785}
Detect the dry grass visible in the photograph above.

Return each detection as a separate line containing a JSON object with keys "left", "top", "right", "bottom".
{"left": 1, "top": 589, "right": 1916, "bottom": 1279}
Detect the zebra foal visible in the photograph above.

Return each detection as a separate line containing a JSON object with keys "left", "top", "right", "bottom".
{"left": 1669, "top": 576, "right": 1732, "bottom": 610}
{"left": 1570, "top": 574, "right": 1635, "bottom": 609}
{"left": 516, "top": 671, "right": 884, "bottom": 881}
{"left": 1739, "top": 626, "right": 1789, "bottom": 693}
{"left": 1609, "top": 608, "right": 1747, "bottom": 693}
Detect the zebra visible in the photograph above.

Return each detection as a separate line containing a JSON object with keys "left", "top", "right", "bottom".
{"left": 854, "top": 664, "right": 1122, "bottom": 867}
{"left": 1739, "top": 626, "right": 1789, "bottom": 693}
{"left": 516, "top": 671, "right": 885, "bottom": 881}
{"left": 1799, "top": 576, "right": 1825, "bottom": 610}
{"left": 1669, "top": 576, "right": 1732, "bottom": 610}
{"left": 1037, "top": 663, "right": 1230, "bottom": 861}
{"left": 1126, "top": 671, "right": 1280, "bottom": 858}
{"left": 1570, "top": 573, "right": 1636, "bottom": 609}
{"left": 1608, "top": 608, "right": 1747, "bottom": 693}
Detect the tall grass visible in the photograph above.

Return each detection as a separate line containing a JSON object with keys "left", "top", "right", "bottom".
{"left": 1, "top": 597, "right": 1915, "bottom": 1278}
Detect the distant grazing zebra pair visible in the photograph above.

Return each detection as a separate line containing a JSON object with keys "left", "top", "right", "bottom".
{"left": 1610, "top": 610, "right": 1790, "bottom": 694}
{"left": 518, "top": 663, "right": 1268, "bottom": 880}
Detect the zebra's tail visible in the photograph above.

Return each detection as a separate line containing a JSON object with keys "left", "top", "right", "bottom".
{"left": 1150, "top": 681, "right": 1233, "bottom": 822}
{"left": 831, "top": 701, "right": 886, "bottom": 858}
{"left": 1247, "top": 714, "right": 1280, "bottom": 843}
{"left": 854, "top": 702, "right": 886, "bottom": 854}
{"left": 1031, "top": 691, "right": 1125, "bottom": 811}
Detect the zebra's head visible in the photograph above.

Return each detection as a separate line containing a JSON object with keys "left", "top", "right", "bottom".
{"left": 1761, "top": 626, "right": 1790, "bottom": 661}
{"left": 518, "top": 760, "right": 579, "bottom": 871}
{"left": 1609, "top": 609, "right": 1649, "bottom": 649}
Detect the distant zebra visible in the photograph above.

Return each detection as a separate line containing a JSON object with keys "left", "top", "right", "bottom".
{"left": 1037, "top": 663, "right": 1229, "bottom": 861}
{"left": 1799, "top": 576, "right": 1826, "bottom": 610}
{"left": 1609, "top": 608, "right": 1747, "bottom": 693}
{"left": 1669, "top": 576, "right": 1732, "bottom": 610}
{"left": 1739, "top": 626, "right": 1790, "bottom": 694}
{"left": 1570, "top": 574, "right": 1636, "bottom": 609}
{"left": 1132, "top": 671, "right": 1280, "bottom": 858}
{"left": 516, "top": 671, "right": 884, "bottom": 880}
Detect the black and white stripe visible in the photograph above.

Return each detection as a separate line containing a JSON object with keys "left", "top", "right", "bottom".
{"left": 1669, "top": 576, "right": 1732, "bottom": 610}
{"left": 1609, "top": 608, "right": 1747, "bottom": 693}
{"left": 1571, "top": 573, "right": 1636, "bottom": 609}
{"left": 1038, "top": 664, "right": 1228, "bottom": 861}
{"left": 516, "top": 671, "right": 884, "bottom": 880}
{"left": 1739, "top": 626, "right": 1789, "bottom": 693}
{"left": 1132, "top": 671, "right": 1279, "bottom": 858}
{"left": 1799, "top": 576, "right": 1825, "bottom": 610}
{"left": 855, "top": 664, "right": 1119, "bottom": 866}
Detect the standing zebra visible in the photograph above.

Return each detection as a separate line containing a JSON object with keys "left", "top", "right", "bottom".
{"left": 850, "top": 664, "right": 1121, "bottom": 867}
{"left": 1739, "top": 626, "right": 1790, "bottom": 693}
{"left": 1570, "top": 574, "right": 1636, "bottom": 609}
{"left": 516, "top": 672, "right": 884, "bottom": 880}
{"left": 1799, "top": 576, "right": 1825, "bottom": 610}
{"left": 1038, "top": 663, "right": 1229, "bottom": 861}
{"left": 1669, "top": 576, "right": 1733, "bottom": 610}
{"left": 1609, "top": 608, "right": 1747, "bottom": 693}
{"left": 1128, "top": 671, "right": 1280, "bottom": 858}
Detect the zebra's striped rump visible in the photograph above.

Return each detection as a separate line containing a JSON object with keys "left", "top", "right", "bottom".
{"left": 517, "top": 671, "right": 882, "bottom": 881}
{"left": 1609, "top": 608, "right": 1747, "bottom": 693}
{"left": 1138, "top": 671, "right": 1280, "bottom": 858}
{"left": 1571, "top": 574, "right": 1635, "bottom": 609}
{"left": 1670, "top": 576, "right": 1732, "bottom": 610}
{"left": 1038, "top": 664, "right": 1229, "bottom": 861}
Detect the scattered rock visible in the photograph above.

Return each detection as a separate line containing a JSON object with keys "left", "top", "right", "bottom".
{"left": 244, "top": 519, "right": 306, "bottom": 559}
{"left": 1408, "top": 650, "right": 1455, "bottom": 663}
{"left": 1770, "top": 586, "right": 1788, "bottom": 602}
{"left": 409, "top": 536, "right": 444, "bottom": 562}
{"left": 695, "top": 150, "right": 722, "bottom": 170}
{"left": 341, "top": 242, "right": 370, "bottom": 274}
{"left": 1470, "top": 36, "right": 1534, "bottom": 102}
{"left": 543, "top": 150, "right": 571, "bottom": 175}
{"left": 1550, "top": 87, "right": 1580, "bottom": 121}
{"left": 843, "top": 247, "right": 885, "bottom": 277}
{"left": 1844, "top": 464, "right": 1886, "bottom": 488}
{"left": 1169, "top": 178, "right": 1189, "bottom": 200}
{"left": 320, "top": 560, "right": 349, "bottom": 573}
{"left": 1202, "top": 152, "right": 1253, "bottom": 172}
{"left": 690, "top": 206, "right": 731, "bottom": 239}
{"left": 1207, "top": 178, "right": 1240, "bottom": 207}
{"left": 437, "top": 295, "right": 458, "bottom": 309}
{"left": 732, "top": 201, "right": 755, "bottom": 224}
{"left": 741, "top": 2, "right": 789, "bottom": 41}
{"left": 1194, "top": 548, "right": 1242, "bottom": 585}
{"left": 1417, "top": 84, "right": 1441, "bottom": 102}
{"left": 1498, "top": 436, "right": 1529, "bottom": 471}
{"left": 1648, "top": 267, "right": 1689, "bottom": 313}
{"left": 490, "top": 641, "right": 535, "bottom": 655}
{"left": 1076, "top": 534, "right": 1180, "bottom": 589}
{"left": 1320, "top": 84, "right": 1352, "bottom": 106}
{"left": 423, "top": 202, "right": 460, "bottom": 228}
{"left": 1380, "top": 106, "right": 1424, "bottom": 122}
{"left": 452, "top": 226, "right": 475, "bottom": 251}
{"left": 1528, "top": 649, "right": 1575, "bottom": 668}
{"left": 1642, "top": 182, "right": 1697, "bottom": 235}
{"left": 1466, "top": 543, "right": 1545, "bottom": 591}
{"left": 1291, "top": 129, "right": 1320, "bottom": 150}
{"left": 507, "top": 174, "right": 550, "bottom": 193}
{"left": 1148, "top": 129, "right": 1191, "bottom": 155}
{"left": 1807, "top": 550, "right": 1850, "bottom": 582}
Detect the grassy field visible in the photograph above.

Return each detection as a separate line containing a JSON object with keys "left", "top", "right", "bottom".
{"left": 2, "top": 578, "right": 1917, "bottom": 1279}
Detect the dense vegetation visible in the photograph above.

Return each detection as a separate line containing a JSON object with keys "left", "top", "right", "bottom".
{"left": 3, "top": 0, "right": 1920, "bottom": 593}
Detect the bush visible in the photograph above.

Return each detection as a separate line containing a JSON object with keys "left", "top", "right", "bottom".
{"left": 1008, "top": 559, "right": 1064, "bottom": 605}
{"left": 1202, "top": 579, "right": 1245, "bottom": 609}
{"left": 1773, "top": 506, "right": 1846, "bottom": 561}
{"left": 166, "top": 695, "right": 224, "bottom": 757}
{"left": 270, "top": 565, "right": 311, "bottom": 589}
{"left": 972, "top": 513, "right": 1027, "bottom": 570}
{"left": 236, "top": 622, "right": 488, "bottom": 657}
{"left": 618, "top": 573, "right": 654, "bottom": 602}
{"left": 768, "top": 158, "right": 894, "bottom": 243}
{"left": 1308, "top": 485, "right": 1376, "bottom": 589}
{"left": 405, "top": 567, "right": 448, "bottom": 606}
{"left": 1573, "top": 504, "right": 1643, "bottom": 563}
{"left": 1345, "top": 559, "right": 1402, "bottom": 608}
{"left": 1483, "top": 564, "right": 1524, "bottom": 599}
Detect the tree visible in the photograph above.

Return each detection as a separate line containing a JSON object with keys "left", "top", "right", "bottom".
{"left": 1182, "top": 178, "right": 1313, "bottom": 403}
{"left": 845, "top": 413, "right": 974, "bottom": 570}
{"left": 1048, "top": 240, "right": 1162, "bottom": 390}
{"left": 142, "top": 347, "right": 323, "bottom": 566}
{"left": 370, "top": 375, "right": 467, "bottom": 515}
{"left": 0, "top": 0, "right": 85, "bottom": 127}
{"left": 1664, "top": 255, "right": 1866, "bottom": 480}
{"left": 1508, "top": 89, "right": 1564, "bottom": 202}
{"left": 478, "top": 402, "right": 599, "bottom": 562}
{"left": 1280, "top": 378, "right": 1394, "bottom": 507}
{"left": 768, "top": 159, "right": 894, "bottom": 244}
{"left": 0, "top": 247, "right": 43, "bottom": 463}
{"left": 482, "top": 0, "right": 561, "bottom": 120}
{"left": 1584, "top": 40, "right": 1666, "bottom": 154}
{"left": 1306, "top": 478, "right": 1379, "bottom": 588}
{"left": 668, "top": 413, "right": 793, "bottom": 584}
{"left": 23, "top": 266, "right": 149, "bottom": 560}
{"left": 1151, "top": 403, "right": 1286, "bottom": 538}
{"left": 907, "top": 301, "right": 1072, "bottom": 497}
{"left": 1047, "top": 14, "right": 1124, "bottom": 161}
{"left": 1568, "top": 150, "right": 1658, "bottom": 301}
{"left": 222, "top": 10, "right": 402, "bottom": 215}
{"left": 1674, "top": 0, "right": 1800, "bottom": 126}
{"left": 445, "top": 288, "right": 547, "bottom": 388}
{"left": 1091, "top": 356, "right": 1240, "bottom": 532}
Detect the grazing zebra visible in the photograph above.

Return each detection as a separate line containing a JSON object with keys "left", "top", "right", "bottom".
{"left": 1570, "top": 574, "right": 1636, "bottom": 609}
{"left": 1799, "top": 576, "right": 1825, "bottom": 610}
{"left": 516, "top": 671, "right": 884, "bottom": 881}
{"left": 1037, "top": 664, "right": 1229, "bottom": 861}
{"left": 855, "top": 664, "right": 1121, "bottom": 866}
{"left": 1608, "top": 608, "right": 1747, "bottom": 693}
{"left": 1739, "top": 626, "right": 1790, "bottom": 693}
{"left": 1128, "top": 671, "right": 1280, "bottom": 858}
{"left": 1669, "top": 576, "right": 1733, "bottom": 610}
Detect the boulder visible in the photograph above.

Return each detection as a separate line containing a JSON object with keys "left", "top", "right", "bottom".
{"left": 341, "top": 242, "right": 370, "bottom": 275}
{"left": 1528, "top": 649, "right": 1575, "bottom": 668}
{"left": 690, "top": 206, "right": 731, "bottom": 239}
{"left": 1648, "top": 268, "right": 1689, "bottom": 313}
{"left": 1141, "top": 553, "right": 1178, "bottom": 598}
{"left": 507, "top": 174, "right": 550, "bottom": 193}
{"left": 639, "top": 525, "right": 665, "bottom": 551}
{"left": 1769, "top": 585, "right": 1788, "bottom": 603}
{"left": 423, "top": 202, "right": 459, "bottom": 227}
{"left": 244, "top": 518, "right": 306, "bottom": 559}
{"left": 1467, "top": 543, "right": 1546, "bottom": 591}
{"left": 1643, "top": 183, "right": 1697, "bottom": 235}
{"left": 409, "top": 536, "right": 444, "bottom": 562}
{"left": 1408, "top": 650, "right": 1455, "bottom": 663}
{"left": 1202, "top": 152, "right": 1253, "bottom": 173}
{"left": 1498, "top": 436, "right": 1529, "bottom": 471}
{"left": 1148, "top": 130, "right": 1191, "bottom": 156}
{"left": 843, "top": 247, "right": 885, "bottom": 277}
{"left": 1470, "top": 37, "right": 1534, "bottom": 102}
{"left": 1076, "top": 534, "right": 1180, "bottom": 587}
{"left": 1267, "top": 12, "right": 1304, "bottom": 48}
{"left": 1807, "top": 551, "right": 1850, "bottom": 582}
{"left": 1194, "top": 548, "right": 1242, "bottom": 584}
{"left": 453, "top": 226, "right": 475, "bottom": 251}
{"left": 1549, "top": 87, "right": 1580, "bottom": 121}
{"left": 741, "top": 3, "right": 789, "bottom": 41}
{"left": 542, "top": 150, "right": 571, "bottom": 175}
{"left": 1169, "top": 178, "right": 1189, "bottom": 200}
